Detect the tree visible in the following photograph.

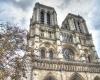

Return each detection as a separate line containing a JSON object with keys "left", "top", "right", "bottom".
{"left": 0, "top": 22, "right": 27, "bottom": 79}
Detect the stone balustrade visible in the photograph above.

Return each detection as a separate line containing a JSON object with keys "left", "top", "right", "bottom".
{"left": 32, "top": 55, "right": 100, "bottom": 73}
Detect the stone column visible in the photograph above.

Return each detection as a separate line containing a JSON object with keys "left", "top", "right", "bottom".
{"left": 53, "top": 12, "right": 57, "bottom": 25}
{"left": 51, "top": 12, "right": 55, "bottom": 26}
{"left": 56, "top": 27, "right": 62, "bottom": 60}
{"left": 44, "top": 11, "right": 47, "bottom": 24}
{"left": 33, "top": 24, "right": 40, "bottom": 56}
{"left": 83, "top": 21, "right": 89, "bottom": 34}
{"left": 36, "top": 8, "right": 40, "bottom": 23}
{"left": 33, "top": 8, "right": 37, "bottom": 23}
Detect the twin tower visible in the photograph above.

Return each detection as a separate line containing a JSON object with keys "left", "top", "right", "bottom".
{"left": 25, "top": 3, "right": 100, "bottom": 80}
{"left": 28, "top": 2, "right": 97, "bottom": 62}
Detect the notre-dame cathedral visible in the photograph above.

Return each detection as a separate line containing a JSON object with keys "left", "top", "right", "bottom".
{"left": 24, "top": 3, "right": 100, "bottom": 80}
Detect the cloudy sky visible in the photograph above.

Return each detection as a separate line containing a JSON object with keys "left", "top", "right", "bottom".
{"left": 0, "top": 0, "right": 100, "bottom": 57}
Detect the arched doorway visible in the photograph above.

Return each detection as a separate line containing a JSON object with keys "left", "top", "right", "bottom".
{"left": 70, "top": 73, "right": 84, "bottom": 80}
{"left": 44, "top": 76, "right": 56, "bottom": 80}
{"left": 94, "top": 76, "right": 100, "bottom": 80}
{"left": 44, "top": 73, "right": 56, "bottom": 80}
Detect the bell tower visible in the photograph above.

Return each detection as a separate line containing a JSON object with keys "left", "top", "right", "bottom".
{"left": 28, "top": 2, "right": 61, "bottom": 59}
{"left": 61, "top": 13, "right": 98, "bottom": 62}
{"left": 30, "top": 2, "right": 57, "bottom": 26}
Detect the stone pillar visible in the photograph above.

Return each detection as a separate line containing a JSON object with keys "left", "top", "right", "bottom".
{"left": 83, "top": 21, "right": 89, "bottom": 34}
{"left": 51, "top": 14, "right": 54, "bottom": 26}
{"left": 56, "top": 27, "right": 62, "bottom": 60}
{"left": 36, "top": 8, "right": 40, "bottom": 23}
{"left": 32, "top": 8, "right": 36, "bottom": 23}
{"left": 33, "top": 24, "right": 40, "bottom": 56}
{"left": 44, "top": 11, "right": 47, "bottom": 24}
{"left": 53, "top": 12, "right": 57, "bottom": 25}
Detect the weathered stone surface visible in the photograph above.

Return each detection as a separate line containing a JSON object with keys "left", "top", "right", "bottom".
{"left": 25, "top": 2, "right": 100, "bottom": 80}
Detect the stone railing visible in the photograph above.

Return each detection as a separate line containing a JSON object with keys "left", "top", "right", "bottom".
{"left": 32, "top": 55, "right": 100, "bottom": 73}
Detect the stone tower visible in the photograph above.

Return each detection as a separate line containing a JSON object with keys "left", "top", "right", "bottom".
{"left": 26, "top": 3, "right": 100, "bottom": 80}
{"left": 61, "top": 13, "right": 98, "bottom": 62}
{"left": 28, "top": 2, "right": 60, "bottom": 60}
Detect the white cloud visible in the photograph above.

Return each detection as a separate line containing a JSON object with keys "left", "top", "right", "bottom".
{"left": 0, "top": 2, "right": 33, "bottom": 29}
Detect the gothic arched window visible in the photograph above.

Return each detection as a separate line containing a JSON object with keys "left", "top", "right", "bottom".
{"left": 49, "top": 50, "right": 53, "bottom": 59}
{"left": 40, "top": 10, "right": 45, "bottom": 24}
{"left": 78, "top": 21, "right": 82, "bottom": 33}
{"left": 62, "top": 48, "right": 74, "bottom": 60}
{"left": 47, "top": 12, "right": 51, "bottom": 25}
{"left": 40, "top": 48, "right": 45, "bottom": 59}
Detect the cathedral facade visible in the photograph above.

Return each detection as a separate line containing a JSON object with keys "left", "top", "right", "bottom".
{"left": 25, "top": 3, "right": 100, "bottom": 80}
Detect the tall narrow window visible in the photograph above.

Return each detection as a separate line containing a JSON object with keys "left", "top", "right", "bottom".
{"left": 40, "top": 48, "right": 45, "bottom": 59}
{"left": 67, "top": 20, "right": 70, "bottom": 30}
{"left": 74, "top": 19, "right": 77, "bottom": 31}
{"left": 47, "top": 12, "right": 50, "bottom": 25}
{"left": 49, "top": 50, "right": 53, "bottom": 59}
{"left": 40, "top": 10, "right": 44, "bottom": 24}
{"left": 78, "top": 21, "right": 82, "bottom": 33}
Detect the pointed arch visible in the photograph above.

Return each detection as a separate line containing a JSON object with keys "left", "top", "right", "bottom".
{"left": 48, "top": 48, "right": 54, "bottom": 59}
{"left": 62, "top": 44, "right": 80, "bottom": 59}
{"left": 43, "top": 72, "right": 57, "bottom": 80}
{"left": 70, "top": 73, "right": 84, "bottom": 80}
{"left": 40, "top": 9, "right": 45, "bottom": 24}
{"left": 39, "top": 42, "right": 56, "bottom": 53}
{"left": 40, "top": 47, "right": 46, "bottom": 59}
{"left": 47, "top": 11, "right": 51, "bottom": 25}
{"left": 62, "top": 44, "right": 80, "bottom": 61}
{"left": 94, "top": 76, "right": 100, "bottom": 80}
